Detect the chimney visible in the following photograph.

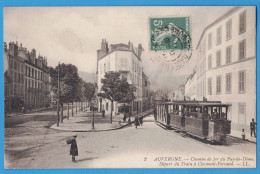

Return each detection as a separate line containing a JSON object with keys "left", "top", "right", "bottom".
{"left": 137, "top": 43, "right": 143, "bottom": 58}
{"left": 9, "top": 42, "right": 18, "bottom": 56}
{"left": 4, "top": 42, "right": 7, "bottom": 52}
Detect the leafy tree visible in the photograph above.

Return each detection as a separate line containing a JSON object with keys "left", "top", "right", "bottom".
{"left": 49, "top": 63, "right": 80, "bottom": 122}
{"left": 119, "top": 77, "right": 136, "bottom": 105}
{"left": 98, "top": 72, "right": 127, "bottom": 123}
{"left": 83, "top": 82, "right": 95, "bottom": 102}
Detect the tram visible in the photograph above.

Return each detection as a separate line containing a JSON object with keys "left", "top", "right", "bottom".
{"left": 155, "top": 100, "right": 231, "bottom": 142}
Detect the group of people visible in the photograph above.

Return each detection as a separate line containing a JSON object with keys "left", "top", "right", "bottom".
{"left": 123, "top": 111, "right": 144, "bottom": 128}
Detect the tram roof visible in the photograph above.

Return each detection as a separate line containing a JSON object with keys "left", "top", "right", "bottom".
{"left": 158, "top": 100, "right": 231, "bottom": 106}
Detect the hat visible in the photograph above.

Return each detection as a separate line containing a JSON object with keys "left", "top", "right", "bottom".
{"left": 73, "top": 134, "right": 77, "bottom": 137}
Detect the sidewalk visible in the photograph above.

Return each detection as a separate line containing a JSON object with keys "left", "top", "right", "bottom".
{"left": 50, "top": 109, "right": 153, "bottom": 132}
{"left": 230, "top": 129, "right": 256, "bottom": 143}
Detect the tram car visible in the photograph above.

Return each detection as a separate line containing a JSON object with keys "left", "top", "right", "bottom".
{"left": 155, "top": 100, "right": 231, "bottom": 142}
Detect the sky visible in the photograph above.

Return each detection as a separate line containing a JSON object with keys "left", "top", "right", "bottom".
{"left": 4, "top": 6, "right": 234, "bottom": 90}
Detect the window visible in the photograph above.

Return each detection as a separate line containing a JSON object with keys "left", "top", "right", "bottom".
{"left": 28, "top": 79, "right": 31, "bottom": 89}
{"left": 14, "top": 61, "right": 17, "bottom": 69}
{"left": 239, "top": 40, "right": 246, "bottom": 60}
{"left": 35, "top": 71, "right": 37, "bottom": 79}
{"left": 17, "top": 62, "right": 20, "bottom": 71}
{"left": 208, "top": 54, "right": 212, "bottom": 69}
{"left": 239, "top": 11, "right": 246, "bottom": 34}
{"left": 25, "top": 79, "right": 27, "bottom": 90}
{"left": 239, "top": 103, "right": 245, "bottom": 114}
{"left": 208, "top": 78, "right": 212, "bottom": 95}
{"left": 238, "top": 103, "right": 246, "bottom": 125}
{"left": 32, "top": 69, "right": 34, "bottom": 78}
{"left": 104, "top": 63, "right": 106, "bottom": 73}
{"left": 14, "top": 72, "right": 17, "bottom": 82}
{"left": 28, "top": 67, "right": 31, "bottom": 77}
{"left": 216, "top": 26, "right": 222, "bottom": 45}
{"left": 238, "top": 71, "right": 246, "bottom": 93}
{"left": 14, "top": 84, "right": 16, "bottom": 95}
{"left": 21, "top": 64, "right": 24, "bottom": 73}
{"left": 226, "top": 19, "right": 232, "bottom": 40}
{"left": 226, "top": 73, "right": 232, "bottom": 93}
{"left": 132, "top": 59, "right": 134, "bottom": 71}
{"left": 216, "top": 50, "right": 221, "bottom": 67}
{"left": 226, "top": 46, "right": 232, "bottom": 64}
{"left": 216, "top": 75, "right": 222, "bottom": 94}
{"left": 106, "top": 103, "right": 108, "bottom": 111}
{"left": 120, "top": 58, "right": 127, "bottom": 68}
{"left": 208, "top": 33, "right": 212, "bottom": 50}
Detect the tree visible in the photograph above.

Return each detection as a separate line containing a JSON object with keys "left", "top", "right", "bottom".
{"left": 49, "top": 63, "right": 81, "bottom": 122}
{"left": 119, "top": 77, "right": 136, "bottom": 106}
{"left": 98, "top": 71, "right": 133, "bottom": 123}
{"left": 83, "top": 82, "right": 95, "bottom": 102}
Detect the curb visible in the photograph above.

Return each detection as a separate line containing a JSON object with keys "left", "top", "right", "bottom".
{"left": 50, "top": 110, "right": 153, "bottom": 132}
{"left": 5, "top": 107, "right": 56, "bottom": 117}
{"left": 227, "top": 135, "right": 256, "bottom": 144}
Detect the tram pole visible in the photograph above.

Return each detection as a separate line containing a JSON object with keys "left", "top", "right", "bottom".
{"left": 57, "top": 62, "right": 60, "bottom": 127}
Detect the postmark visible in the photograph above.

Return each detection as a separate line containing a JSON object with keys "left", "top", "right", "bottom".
{"left": 149, "top": 17, "right": 191, "bottom": 51}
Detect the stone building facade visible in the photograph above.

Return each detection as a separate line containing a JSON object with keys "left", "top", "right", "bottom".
{"left": 96, "top": 39, "right": 148, "bottom": 115}
{"left": 4, "top": 42, "right": 50, "bottom": 113}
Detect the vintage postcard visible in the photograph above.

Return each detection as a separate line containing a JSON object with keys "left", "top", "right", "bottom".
{"left": 3, "top": 6, "right": 257, "bottom": 170}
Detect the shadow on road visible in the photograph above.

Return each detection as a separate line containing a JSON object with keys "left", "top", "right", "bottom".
{"left": 76, "top": 157, "right": 98, "bottom": 162}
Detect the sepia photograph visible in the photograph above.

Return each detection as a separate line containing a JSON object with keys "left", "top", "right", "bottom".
{"left": 3, "top": 6, "right": 256, "bottom": 169}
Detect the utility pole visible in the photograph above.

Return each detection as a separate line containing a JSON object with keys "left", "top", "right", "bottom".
{"left": 57, "top": 62, "right": 60, "bottom": 127}
{"left": 92, "top": 71, "right": 95, "bottom": 130}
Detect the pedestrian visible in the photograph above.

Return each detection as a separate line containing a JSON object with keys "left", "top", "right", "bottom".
{"left": 128, "top": 117, "right": 132, "bottom": 126}
{"left": 241, "top": 129, "right": 246, "bottom": 141}
{"left": 250, "top": 118, "right": 256, "bottom": 137}
{"left": 139, "top": 117, "right": 143, "bottom": 126}
{"left": 135, "top": 116, "right": 139, "bottom": 128}
{"left": 102, "top": 109, "right": 105, "bottom": 117}
{"left": 66, "top": 134, "right": 78, "bottom": 162}
{"left": 181, "top": 108, "right": 186, "bottom": 134}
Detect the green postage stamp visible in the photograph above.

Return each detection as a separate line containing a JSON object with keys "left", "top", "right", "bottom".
{"left": 149, "top": 17, "right": 191, "bottom": 51}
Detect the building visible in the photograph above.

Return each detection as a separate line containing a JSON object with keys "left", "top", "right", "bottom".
{"left": 173, "top": 85, "right": 185, "bottom": 101}
{"left": 184, "top": 70, "right": 197, "bottom": 100}
{"left": 195, "top": 6, "right": 256, "bottom": 129}
{"left": 96, "top": 39, "right": 145, "bottom": 115}
{"left": 142, "top": 72, "right": 151, "bottom": 112}
{"left": 4, "top": 41, "right": 50, "bottom": 113}
{"left": 4, "top": 42, "right": 25, "bottom": 113}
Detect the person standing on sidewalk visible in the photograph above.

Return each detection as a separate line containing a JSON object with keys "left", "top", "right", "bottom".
{"left": 250, "top": 118, "right": 256, "bottom": 137}
{"left": 139, "top": 117, "right": 143, "bottom": 126}
{"left": 135, "top": 116, "right": 139, "bottom": 128}
{"left": 67, "top": 134, "right": 78, "bottom": 162}
{"left": 102, "top": 109, "right": 105, "bottom": 117}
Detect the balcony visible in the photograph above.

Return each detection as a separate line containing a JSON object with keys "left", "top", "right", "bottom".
{"left": 117, "top": 65, "right": 130, "bottom": 72}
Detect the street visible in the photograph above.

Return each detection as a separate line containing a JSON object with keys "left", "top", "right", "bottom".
{"left": 4, "top": 110, "right": 256, "bottom": 168}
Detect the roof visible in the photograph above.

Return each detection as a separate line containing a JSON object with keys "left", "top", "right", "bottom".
{"left": 196, "top": 6, "right": 242, "bottom": 50}
{"left": 157, "top": 100, "right": 231, "bottom": 106}
{"left": 98, "top": 46, "right": 141, "bottom": 61}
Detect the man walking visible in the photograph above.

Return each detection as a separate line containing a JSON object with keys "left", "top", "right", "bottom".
{"left": 250, "top": 118, "right": 256, "bottom": 137}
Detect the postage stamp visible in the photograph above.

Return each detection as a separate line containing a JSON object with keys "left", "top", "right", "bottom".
{"left": 149, "top": 17, "right": 191, "bottom": 51}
